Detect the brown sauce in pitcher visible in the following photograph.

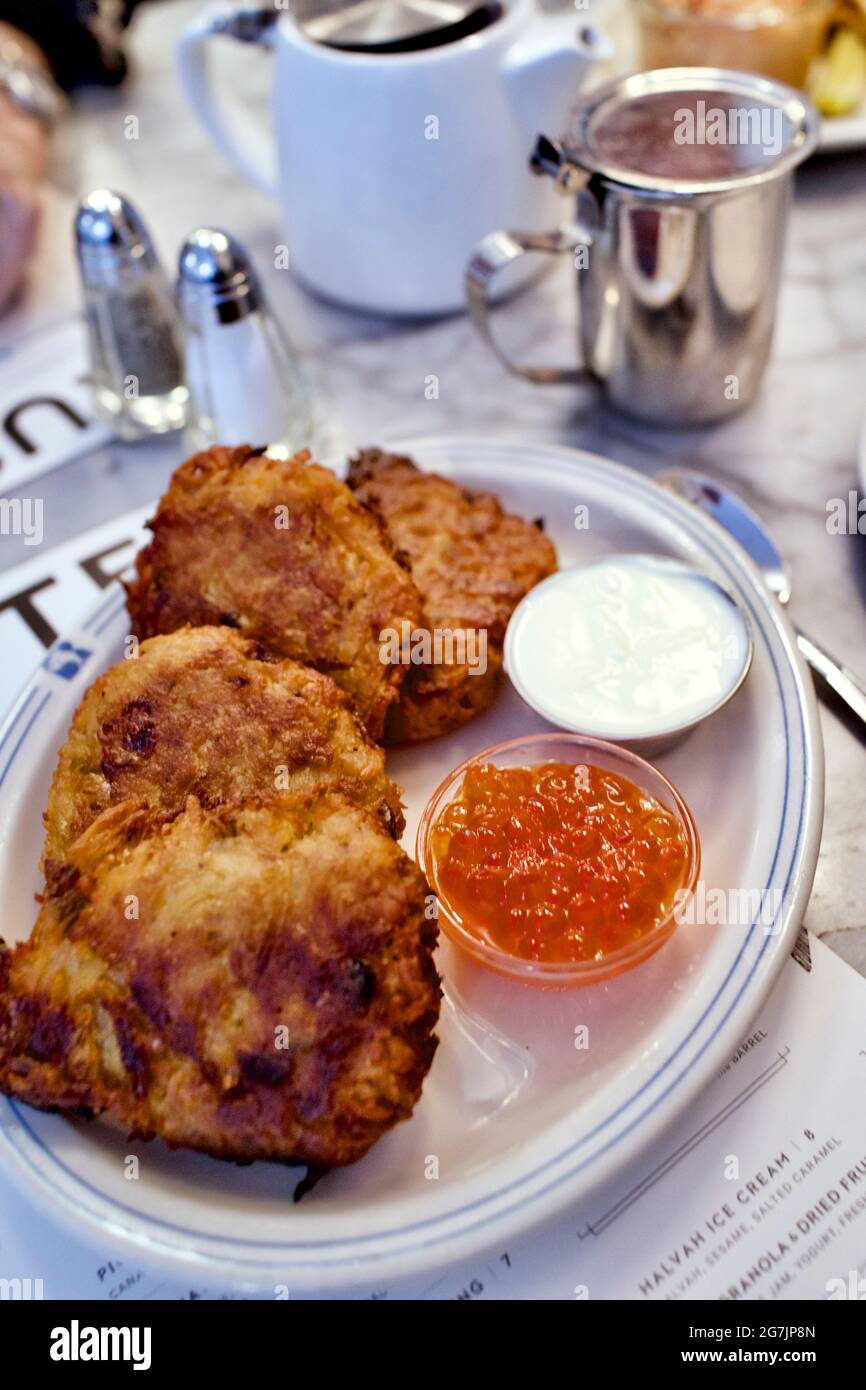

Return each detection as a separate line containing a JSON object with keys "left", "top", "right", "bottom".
{"left": 588, "top": 90, "right": 795, "bottom": 181}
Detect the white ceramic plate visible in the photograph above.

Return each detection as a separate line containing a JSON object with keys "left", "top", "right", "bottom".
{"left": 818, "top": 97, "right": 866, "bottom": 152}
{"left": 0, "top": 438, "right": 823, "bottom": 1292}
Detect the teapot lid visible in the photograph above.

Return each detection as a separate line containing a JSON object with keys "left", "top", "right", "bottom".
{"left": 291, "top": 0, "right": 499, "bottom": 51}
{"left": 560, "top": 67, "right": 818, "bottom": 194}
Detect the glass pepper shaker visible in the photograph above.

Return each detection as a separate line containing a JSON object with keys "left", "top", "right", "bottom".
{"left": 74, "top": 189, "right": 189, "bottom": 439}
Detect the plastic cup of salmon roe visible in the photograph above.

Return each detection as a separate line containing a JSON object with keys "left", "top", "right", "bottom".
{"left": 417, "top": 732, "right": 701, "bottom": 988}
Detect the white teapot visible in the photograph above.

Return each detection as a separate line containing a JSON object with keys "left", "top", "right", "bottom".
{"left": 178, "top": 0, "right": 609, "bottom": 315}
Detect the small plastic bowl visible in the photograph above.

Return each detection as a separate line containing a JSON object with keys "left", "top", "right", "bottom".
{"left": 503, "top": 556, "right": 754, "bottom": 757}
{"left": 417, "top": 732, "right": 701, "bottom": 989}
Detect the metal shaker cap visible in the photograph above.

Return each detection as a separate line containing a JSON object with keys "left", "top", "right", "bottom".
{"left": 177, "top": 228, "right": 262, "bottom": 326}
{"left": 75, "top": 189, "right": 157, "bottom": 286}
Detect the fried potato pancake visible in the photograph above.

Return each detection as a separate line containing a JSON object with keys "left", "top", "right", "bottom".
{"left": 42, "top": 626, "right": 404, "bottom": 869}
{"left": 347, "top": 448, "right": 558, "bottom": 742}
{"left": 0, "top": 795, "right": 440, "bottom": 1171}
{"left": 125, "top": 445, "right": 423, "bottom": 740}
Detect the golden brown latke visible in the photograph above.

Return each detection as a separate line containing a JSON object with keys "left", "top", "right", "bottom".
{"left": 0, "top": 795, "right": 440, "bottom": 1171}
{"left": 42, "top": 625, "right": 404, "bottom": 869}
{"left": 347, "top": 448, "right": 558, "bottom": 743}
{"left": 125, "top": 445, "right": 423, "bottom": 740}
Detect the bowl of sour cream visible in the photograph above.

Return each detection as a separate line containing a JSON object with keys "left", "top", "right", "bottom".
{"left": 504, "top": 553, "right": 753, "bottom": 753}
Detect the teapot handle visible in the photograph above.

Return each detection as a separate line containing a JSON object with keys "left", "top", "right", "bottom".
{"left": 177, "top": 4, "right": 280, "bottom": 198}
{"left": 465, "top": 226, "right": 594, "bottom": 385}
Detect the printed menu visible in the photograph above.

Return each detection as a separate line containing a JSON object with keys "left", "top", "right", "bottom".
{"left": 0, "top": 318, "right": 110, "bottom": 496}
{"left": 0, "top": 506, "right": 149, "bottom": 710}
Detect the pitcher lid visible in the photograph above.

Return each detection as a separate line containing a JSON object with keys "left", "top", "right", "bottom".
{"left": 560, "top": 68, "right": 819, "bottom": 194}
{"left": 291, "top": 0, "right": 498, "bottom": 51}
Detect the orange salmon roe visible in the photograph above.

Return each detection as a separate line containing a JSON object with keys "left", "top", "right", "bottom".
{"left": 431, "top": 761, "right": 690, "bottom": 964}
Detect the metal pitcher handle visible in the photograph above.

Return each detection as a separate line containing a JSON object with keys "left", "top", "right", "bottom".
{"left": 464, "top": 226, "right": 593, "bottom": 385}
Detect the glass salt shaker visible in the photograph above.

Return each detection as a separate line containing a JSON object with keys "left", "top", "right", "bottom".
{"left": 74, "top": 189, "right": 189, "bottom": 439}
{"left": 177, "top": 227, "right": 318, "bottom": 455}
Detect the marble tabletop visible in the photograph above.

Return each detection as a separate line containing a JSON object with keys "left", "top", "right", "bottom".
{"left": 1, "top": 0, "right": 864, "bottom": 974}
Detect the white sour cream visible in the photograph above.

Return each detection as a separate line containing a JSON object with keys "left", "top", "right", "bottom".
{"left": 504, "top": 554, "right": 752, "bottom": 740}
